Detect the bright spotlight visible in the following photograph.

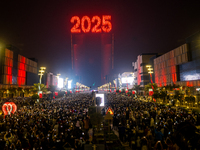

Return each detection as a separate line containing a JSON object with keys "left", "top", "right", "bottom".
{"left": 68, "top": 80, "right": 72, "bottom": 89}
{"left": 58, "top": 78, "right": 63, "bottom": 88}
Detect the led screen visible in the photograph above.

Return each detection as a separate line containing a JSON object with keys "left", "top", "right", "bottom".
{"left": 68, "top": 80, "right": 72, "bottom": 89}
{"left": 121, "top": 77, "right": 134, "bottom": 84}
{"left": 58, "top": 78, "right": 64, "bottom": 88}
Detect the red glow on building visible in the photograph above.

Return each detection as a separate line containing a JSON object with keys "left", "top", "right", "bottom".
{"left": 18, "top": 56, "right": 26, "bottom": 86}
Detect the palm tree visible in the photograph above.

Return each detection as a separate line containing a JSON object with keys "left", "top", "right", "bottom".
{"left": 24, "top": 87, "right": 32, "bottom": 97}
{"left": 8, "top": 87, "right": 17, "bottom": 98}
{"left": 17, "top": 87, "right": 23, "bottom": 97}
{"left": 144, "top": 83, "right": 158, "bottom": 93}
{"left": 0, "top": 88, "right": 7, "bottom": 99}
{"left": 31, "top": 83, "right": 47, "bottom": 94}
{"left": 132, "top": 85, "right": 141, "bottom": 95}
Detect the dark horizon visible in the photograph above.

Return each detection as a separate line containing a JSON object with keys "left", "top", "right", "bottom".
{"left": 1, "top": 0, "right": 200, "bottom": 87}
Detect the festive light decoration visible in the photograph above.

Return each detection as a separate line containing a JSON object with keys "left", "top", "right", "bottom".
{"left": 71, "top": 15, "right": 112, "bottom": 33}
{"left": 55, "top": 92, "right": 58, "bottom": 96}
{"left": 70, "top": 16, "right": 81, "bottom": 33}
{"left": 91, "top": 16, "right": 101, "bottom": 33}
{"left": 125, "top": 90, "right": 128, "bottom": 94}
{"left": 39, "top": 93, "right": 42, "bottom": 98}
{"left": 81, "top": 16, "right": 91, "bottom": 33}
{"left": 70, "top": 90, "right": 72, "bottom": 93}
{"left": 65, "top": 91, "right": 67, "bottom": 94}
{"left": 149, "top": 91, "right": 154, "bottom": 96}
{"left": 102, "top": 15, "right": 112, "bottom": 33}
{"left": 2, "top": 102, "right": 17, "bottom": 116}
{"left": 132, "top": 91, "right": 135, "bottom": 95}
{"left": 119, "top": 89, "right": 121, "bottom": 93}
{"left": 114, "top": 89, "right": 116, "bottom": 93}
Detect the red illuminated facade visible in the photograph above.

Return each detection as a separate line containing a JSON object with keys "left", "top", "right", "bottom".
{"left": 0, "top": 45, "right": 38, "bottom": 88}
{"left": 154, "top": 44, "right": 188, "bottom": 87}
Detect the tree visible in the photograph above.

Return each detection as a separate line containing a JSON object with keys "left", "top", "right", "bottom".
{"left": 0, "top": 88, "right": 7, "bottom": 98}
{"left": 159, "top": 91, "right": 167, "bottom": 103}
{"left": 152, "top": 90, "right": 160, "bottom": 99}
{"left": 8, "top": 87, "right": 17, "bottom": 97}
{"left": 32, "top": 94, "right": 39, "bottom": 100}
{"left": 24, "top": 87, "right": 32, "bottom": 97}
{"left": 144, "top": 83, "right": 158, "bottom": 93}
{"left": 31, "top": 83, "right": 47, "bottom": 94}
{"left": 186, "top": 86, "right": 195, "bottom": 96}
{"left": 17, "top": 87, "right": 23, "bottom": 97}
{"left": 132, "top": 85, "right": 142, "bottom": 95}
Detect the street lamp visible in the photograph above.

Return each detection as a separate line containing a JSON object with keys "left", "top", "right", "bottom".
{"left": 146, "top": 65, "right": 155, "bottom": 102}
{"left": 38, "top": 67, "right": 46, "bottom": 91}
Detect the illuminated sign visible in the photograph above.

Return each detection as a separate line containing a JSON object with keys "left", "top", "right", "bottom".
{"left": 184, "top": 74, "right": 200, "bottom": 81}
{"left": 121, "top": 77, "right": 134, "bottom": 84}
{"left": 68, "top": 80, "right": 72, "bottom": 89}
{"left": 58, "top": 78, "right": 64, "bottom": 88}
{"left": 95, "top": 93, "right": 104, "bottom": 106}
{"left": 71, "top": 15, "right": 112, "bottom": 33}
{"left": 2, "top": 102, "right": 17, "bottom": 116}
{"left": 106, "top": 107, "right": 114, "bottom": 115}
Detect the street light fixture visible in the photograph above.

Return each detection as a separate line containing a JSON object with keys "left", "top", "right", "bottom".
{"left": 146, "top": 65, "right": 155, "bottom": 102}
{"left": 38, "top": 67, "right": 46, "bottom": 91}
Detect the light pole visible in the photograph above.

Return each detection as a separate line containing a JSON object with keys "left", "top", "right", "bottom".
{"left": 146, "top": 65, "right": 155, "bottom": 102}
{"left": 38, "top": 67, "right": 46, "bottom": 91}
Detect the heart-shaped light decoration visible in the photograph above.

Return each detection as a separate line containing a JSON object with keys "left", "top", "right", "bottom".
{"left": 2, "top": 102, "right": 17, "bottom": 116}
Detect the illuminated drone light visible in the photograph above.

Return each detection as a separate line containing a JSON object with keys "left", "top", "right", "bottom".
{"left": 102, "top": 15, "right": 112, "bottom": 33}
{"left": 81, "top": 16, "right": 91, "bottom": 33}
{"left": 71, "top": 16, "right": 81, "bottom": 33}
{"left": 91, "top": 16, "right": 102, "bottom": 33}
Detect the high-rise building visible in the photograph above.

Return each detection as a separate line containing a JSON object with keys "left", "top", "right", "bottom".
{"left": 154, "top": 31, "right": 200, "bottom": 87}
{"left": 71, "top": 34, "right": 114, "bottom": 86}
{"left": 132, "top": 53, "right": 158, "bottom": 87}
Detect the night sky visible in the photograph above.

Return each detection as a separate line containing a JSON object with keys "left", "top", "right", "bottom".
{"left": 1, "top": 1, "right": 200, "bottom": 87}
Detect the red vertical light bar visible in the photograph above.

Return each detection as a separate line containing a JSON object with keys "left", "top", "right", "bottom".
{"left": 71, "top": 34, "right": 73, "bottom": 70}
{"left": 112, "top": 34, "right": 114, "bottom": 69}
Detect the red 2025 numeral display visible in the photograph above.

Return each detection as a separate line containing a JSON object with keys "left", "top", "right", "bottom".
{"left": 71, "top": 15, "right": 112, "bottom": 33}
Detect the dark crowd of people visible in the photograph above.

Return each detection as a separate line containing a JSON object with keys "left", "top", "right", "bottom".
{"left": 0, "top": 94, "right": 93, "bottom": 150}
{"left": 106, "top": 94, "right": 200, "bottom": 150}
{"left": 0, "top": 92, "right": 200, "bottom": 150}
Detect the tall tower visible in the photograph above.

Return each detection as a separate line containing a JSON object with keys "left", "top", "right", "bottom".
{"left": 71, "top": 33, "right": 114, "bottom": 86}
{"left": 70, "top": 15, "right": 114, "bottom": 86}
